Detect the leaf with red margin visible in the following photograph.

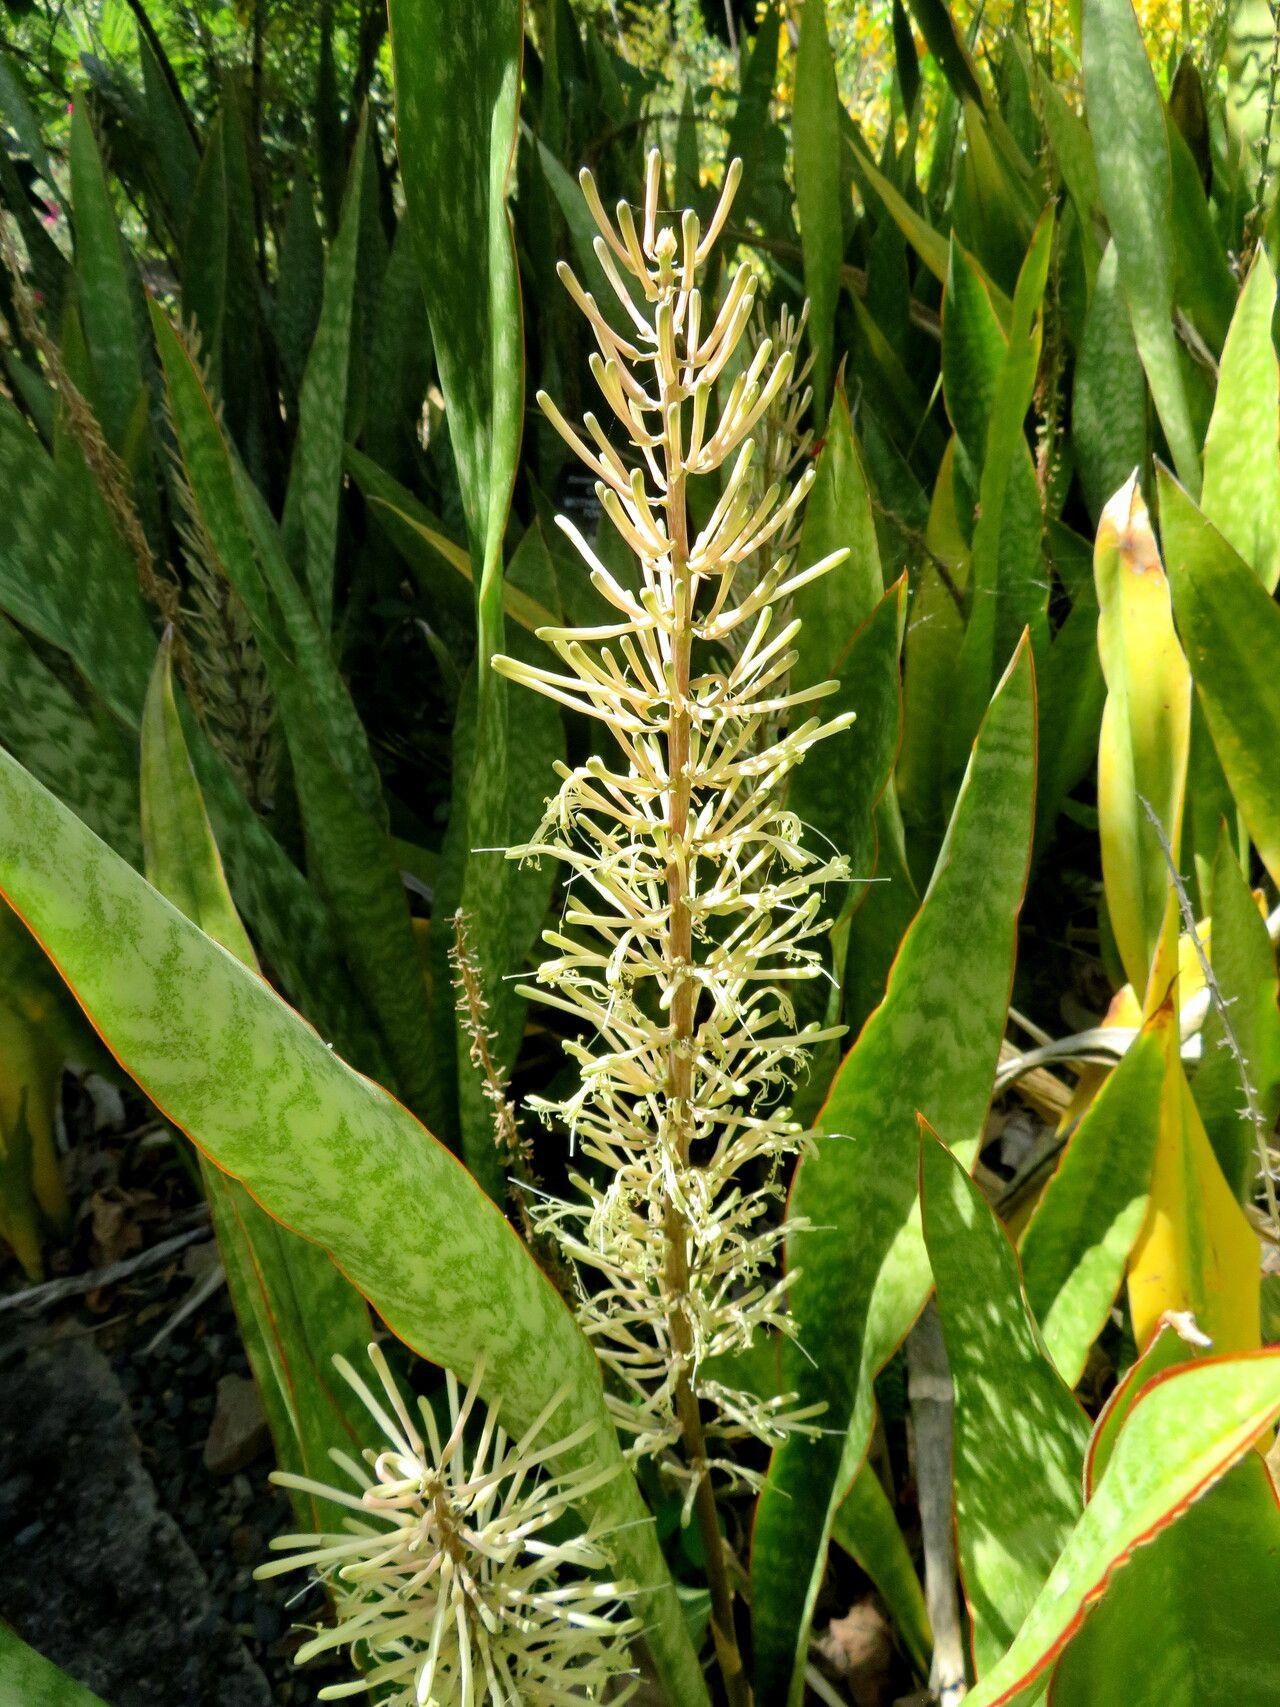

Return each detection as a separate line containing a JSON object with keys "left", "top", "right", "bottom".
{"left": 751, "top": 638, "right": 1037, "bottom": 1703}
{"left": 1047, "top": 1322, "right": 1280, "bottom": 1707}
{"left": 963, "top": 1350, "right": 1280, "bottom": 1706}
{"left": 0, "top": 745, "right": 709, "bottom": 1707}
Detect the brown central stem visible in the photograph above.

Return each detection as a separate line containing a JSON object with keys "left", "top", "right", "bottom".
{"left": 662, "top": 451, "right": 752, "bottom": 1707}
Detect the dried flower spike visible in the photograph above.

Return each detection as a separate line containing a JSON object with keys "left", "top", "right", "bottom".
{"left": 493, "top": 150, "right": 852, "bottom": 1492}
{"left": 258, "top": 1345, "right": 638, "bottom": 1706}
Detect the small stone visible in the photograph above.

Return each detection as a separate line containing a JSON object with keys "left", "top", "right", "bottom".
{"left": 817, "top": 1599, "right": 896, "bottom": 1707}
{"left": 203, "top": 1376, "right": 269, "bottom": 1476}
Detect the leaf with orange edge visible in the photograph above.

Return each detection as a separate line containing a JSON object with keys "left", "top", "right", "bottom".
{"left": 963, "top": 1349, "right": 1280, "bottom": 1706}
{"left": 140, "top": 633, "right": 372, "bottom": 1533}
{"left": 1050, "top": 1323, "right": 1280, "bottom": 1707}
{"left": 0, "top": 745, "right": 709, "bottom": 1707}
{"left": 751, "top": 640, "right": 1037, "bottom": 1703}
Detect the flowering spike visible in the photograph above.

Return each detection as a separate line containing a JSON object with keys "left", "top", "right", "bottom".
{"left": 492, "top": 156, "right": 850, "bottom": 1514}
{"left": 258, "top": 1346, "right": 638, "bottom": 1705}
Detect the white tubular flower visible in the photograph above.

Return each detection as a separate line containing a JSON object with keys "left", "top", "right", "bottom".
{"left": 257, "top": 1345, "right": 639, "bottom": 1706}
{"left": 493, "top": 152, "right": 851, "bottom": 1497}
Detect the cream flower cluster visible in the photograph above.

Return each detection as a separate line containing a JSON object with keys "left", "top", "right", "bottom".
{"left": 494, "top": 152, "right": 851, "bottom": 1488}
{"left": 258, "top": 1347, "right": 637, "bottom": 1705}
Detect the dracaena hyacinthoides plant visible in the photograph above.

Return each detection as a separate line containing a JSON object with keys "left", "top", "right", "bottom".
{"left": 258, "top": 1346, "right": 638, "bottom": 1705}
{"left": 493, "top": 150, "right": 853, "bottom": 1684}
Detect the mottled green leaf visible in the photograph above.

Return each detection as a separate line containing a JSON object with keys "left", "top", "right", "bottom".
{"left": 752, "top": 641, "right": 1036, "bottom": 1704}
{"left": 152, "top": 308, "right": 440, "bottom": 1128}
{"left": 0, "top": 399, "right": 154, "bottom": 726}
{"left": 1019, "top": 1023, "right": 1165, "bottom": 1386}
{"left": 964, "top": 1351, "right": 1280, "bottom": 1706}
{"left": 950, "top": 211, "right": 1051, "bottom": 773}
{"left": 389, "top": 0, "right": 526, "bottom": 1191}
{"left": 1083, "top": 0, "right": 1200, "bottom": 494}
{"left": 1201, "top": 247, "right": 1280, "bottom": 592}
{"left": 1194, "top": 830, "right": 1280, "bottom": 1202}
{"left": 1161, "top": 466, "right": 1280, "bottom": 891}
{"left": 140, "top": 632, "right": 372, "bottom": 1533}
{"left": 943, "top": 237, "right": 1007, "bottom": 487}
{"left": 792, "top": 391, "right": 885, "bottom": 690}
{"left": 69, "top": 103, "right": 148, "bottom": 461}
{"left": 793, "top": 0, "right": 844, "bottom": 416}
{"left": 0, "top": 749, "right": 708, "bottom": 1707}
{"left": 281, "top": 115, "right": 370, "bottom": 627}
{"left": 0, "top": 616, "right": 140, "bottom": 863}
{"left": 0, "top": 1625, "right": 107, "bottom": 1707}
{"left": 921, "top": 1132, "right": 1089, "bottom": 1674}
{"left": 1072, "top": 242, "right": 1148, "bottom": 525}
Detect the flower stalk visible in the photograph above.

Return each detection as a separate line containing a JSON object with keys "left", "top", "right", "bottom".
{"left": 495, "top": 150, "right": 854, "bottom": 1704}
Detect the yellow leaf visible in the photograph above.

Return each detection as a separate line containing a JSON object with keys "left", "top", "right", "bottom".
{"left": 1127, "top": 1009, "right": 1261, "bottom": 1356}
{"left": 1095, "top": 476, "right": 1192, "bottom": 994}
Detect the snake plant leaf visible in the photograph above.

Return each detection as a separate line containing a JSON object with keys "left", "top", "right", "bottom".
{"left": 182, "top": 114, "right": 230, "bottom": 393}
{"left": 1160, "top": 465, "right": 1280, "bottom": 891}
{"left": 791, "top": 390, "right": 885, "bottom": 693}
{"left": 1072, "top": 242, "right": 1148, "bottom": 526}
{"left": 752, "top": 638, "right": 1036, "bottom": 1705}
{"left": 139, "top": 633, "right": 373, "bottom": 1535}
{"left": 1052, "top": 1319, "right": 1280, "bottom": 1707}
{"left": 0, "top": 1625, "right": 108, "bottom": 1707}
{"left": 1018, "top": 1021, "right": 1165, "bottom": 1387}
{"left": 0, "top": 399, "right": 154, "bottom": 727}
{"left": 151, "top": 306, "right": 441, "bottom": 1129}
{"left": 793, "top": 0, "right": 843, "bottom": 417}
{"left": 905, "top": 0, "right": 987, "bottom": 109}
{"left": 273, "top": 171, "right": 326, "bottom": 399}
{"left": 831, "top": 1465, "right": 932, "bottom": 1678}
{"left": 962, "top": 1350, "right": 1280, "bottom": 1707}
{"left": 950, "top": 211, "right": 1052, "bottom": 774}
{"left": 1093, "top": 474, "right": 1191, "bottom": 994}
{"left": 1165, "top": 121, "right": 1235, "bottom": 358}
{"left": 921, "top": 1130, "right": 1089, "bottom": 1675}
{"left": 135, "top": 27, "right": 199, "bottom": 230}
{"left": 1193, "top": 831, "right": 1280, "bottom": 1201}
{"left": 1083, "top": 0, "right": 1200, "bottom": 495}
{"left": 0, "top": 616, "right": 141, "bottom": 864}
{"left": 1201, "top": 246, "right": 1280, "bottom": 592}
{"left": 725, "top": 2, "right": 783, "bottom": 228}
{"left": 943, "top": 237, "right": 1007, "bottom": 493}
{"left": 346, "top": 447, "right": 558, "bottom": 635}
{"left": 1126, "top": 1001, "right": 1261, "bottom": 1359}
{"left": 1051, "top": 1450, "right": 1280, "bottom": 1707}
{"left": 424, "top": 521, "right": 567, "bottom": 1178}
{"left": 389, "top": 0, "right": 525, "bottom": 1193}
{"left": 791, "top": 577, "right": 905, "bottom": 903}
{"left": 68, "top": 103, "right": 149, "bottom": 465}
{"left": 281, "top": 112, "right": 370, "bottom": 628}
{"left": 0, "top": 748, "right": 709, "bottom": 1707}
{"left": 847, "top": 128, "right": 961, "bottom": 300}
{"left": 1035, "top": 524, "right": 1106, "bottom": 853}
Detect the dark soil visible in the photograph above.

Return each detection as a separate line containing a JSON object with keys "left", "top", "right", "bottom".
{"left": 0, "top": 1084, "right": 344, "bottom": 1706}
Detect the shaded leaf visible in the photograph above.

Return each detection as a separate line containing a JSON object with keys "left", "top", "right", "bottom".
{"left": 0, "top": 748, "right": 709, "bottom": 1707}
{"left": 751, "top": 640, "right": 1036, "bottom": 1703}
{"left": 921, "top": 1132, "right": 1088, "bottom": 1674}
